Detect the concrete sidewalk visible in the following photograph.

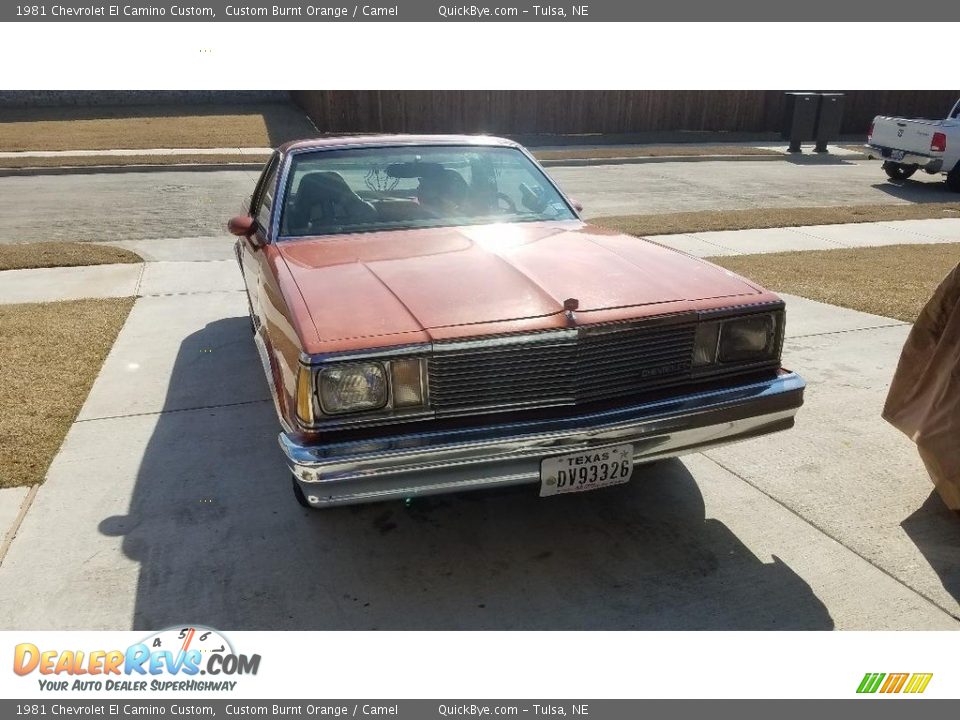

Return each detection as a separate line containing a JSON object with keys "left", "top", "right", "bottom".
{"left": 537, "top": 143, "right": 866, "bottom": 168}
{"left": 648, "top": 218, "right": 960, "bottom": 257}
{"left": 0, "top": 237, "right": 241, "bottom": 304}
{"left": 1, "top": 143, "right": 859, "bottom": 160}
{"left": 0, "top": 143, "right": 866, "bottom": 174}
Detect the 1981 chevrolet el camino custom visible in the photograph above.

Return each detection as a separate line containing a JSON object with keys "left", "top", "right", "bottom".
{"left": 228, "top": 135, "right": 805, "bottom": 508}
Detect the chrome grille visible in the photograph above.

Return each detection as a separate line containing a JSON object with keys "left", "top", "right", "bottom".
{"left": 429, "top": 322, "right": 697, "bottom": 415}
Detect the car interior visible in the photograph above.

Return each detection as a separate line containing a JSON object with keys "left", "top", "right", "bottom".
{"left": 279, "top": 154, "right": 566, "bottom": 236}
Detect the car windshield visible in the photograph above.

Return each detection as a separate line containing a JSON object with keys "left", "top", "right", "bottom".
{"left": 277, "top": 145, "right": 576, "bottom": 237}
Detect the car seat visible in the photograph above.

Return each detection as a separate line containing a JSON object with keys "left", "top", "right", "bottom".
{"left": 416, "top": 169, "right": 469, "bottom": 215}
{"left": 286, "top": 171, "right": 378, "bottom": 233}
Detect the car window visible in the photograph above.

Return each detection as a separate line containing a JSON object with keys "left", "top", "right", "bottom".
{"left": 253, "top": 156, "right": 280, "bottom": 230}
{"left": 277, "top": 145, "right": 576, "bottom": 238}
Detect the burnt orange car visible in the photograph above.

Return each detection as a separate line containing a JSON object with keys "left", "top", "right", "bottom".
{"left": 229, "top": 135, "right": 804, "bottom": 508}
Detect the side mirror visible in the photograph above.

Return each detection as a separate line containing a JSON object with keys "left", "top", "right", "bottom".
{"left": 571, "top": 200, "right": 584, "bottom": 213}
{"left": 228, "top": 214, "right": 256, "bottom": 238}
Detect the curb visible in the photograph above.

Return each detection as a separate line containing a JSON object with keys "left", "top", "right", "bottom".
{"left": 0, "top": 152, "right": 872, "bottom": 176}
{"left": 539, "top": 152, "right": 870, "bottom": 167}
{"left": 0, "top": 162, "right": 267, "bottom": 177}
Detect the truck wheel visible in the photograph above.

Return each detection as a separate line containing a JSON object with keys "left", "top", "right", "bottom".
{"left": 947, "top": 166, "right": 960, "bottom": 193}
{"left": 291, "top": 474, "right": 312, "bottom": 508}
{"left": 883, "top": 161, "right": 917, "bottom": 181}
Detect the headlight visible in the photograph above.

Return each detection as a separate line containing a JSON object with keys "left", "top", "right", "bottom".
{"left": 308, "top": 357, "right": 428, "bottom": 420}
{"left": 692, "top": 312, "right": 782, "bottom": 367}
{"left": 719, "top": 314, "right": 777, "bottom": 362}
{"left": 318, "top": 362, "right": 388, "bottom": 414}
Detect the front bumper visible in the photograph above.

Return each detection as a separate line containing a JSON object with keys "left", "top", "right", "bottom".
{"left": 280, "top": 371, "right": 805, "bottom": 507}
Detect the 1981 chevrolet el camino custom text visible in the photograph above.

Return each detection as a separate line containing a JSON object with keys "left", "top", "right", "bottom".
{"left": 228, "top": 135, "right": 805, "bottom": 508}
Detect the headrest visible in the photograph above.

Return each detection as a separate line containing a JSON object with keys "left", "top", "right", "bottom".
{"left": 297, "top": 171, "right": 354, "bottom": 201}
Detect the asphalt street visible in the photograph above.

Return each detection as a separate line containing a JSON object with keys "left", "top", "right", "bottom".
{"left": 1, "top": 158, "right": 957, "bottom": 243}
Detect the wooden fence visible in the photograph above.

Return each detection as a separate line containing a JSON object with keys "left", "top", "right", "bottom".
{"left": 291, "top": 90, "right": 959, "bottom": 137}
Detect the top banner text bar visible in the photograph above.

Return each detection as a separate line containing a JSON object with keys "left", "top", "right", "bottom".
{"left": 6, "top": 0, "right": 960, "bottom": 22}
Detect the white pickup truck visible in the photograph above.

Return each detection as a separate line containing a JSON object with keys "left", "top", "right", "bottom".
{"left": 867, "top": 98, "right": 960, "bottom": 191}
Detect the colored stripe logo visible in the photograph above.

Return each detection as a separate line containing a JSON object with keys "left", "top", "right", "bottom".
{"left": 857, "top": 672, "right": 933, "bottom": 694}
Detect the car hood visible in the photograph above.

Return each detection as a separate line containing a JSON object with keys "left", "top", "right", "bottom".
{"left": 278, "top": 221, "right": 763, "bottom": 343}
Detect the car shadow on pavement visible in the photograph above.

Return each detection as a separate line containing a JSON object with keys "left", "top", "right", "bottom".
{"left": 901, "top": 491, "right": 960, "bottom": 606}
{"left": 871, "top": 180, "right": 957, "bottom": 203}
{"left": 100, "top": 317, "right": 834, "bottom": 631}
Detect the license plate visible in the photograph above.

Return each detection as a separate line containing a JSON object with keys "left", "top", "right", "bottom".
{"left": 539, "top": 444, "right": 633, "bottom": 497}
{"left": 890, "top": 149, "right": 905, "bottom": 161}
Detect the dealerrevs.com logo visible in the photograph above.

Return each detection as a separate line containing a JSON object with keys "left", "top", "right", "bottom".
{"left": 13, "top": 626, "right": 261, "bottom": 692}
{"left": 857, "top": 672, "right": 933, "bottom": 695}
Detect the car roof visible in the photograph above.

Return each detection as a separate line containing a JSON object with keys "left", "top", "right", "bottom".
{"left": 278, "top": 134, "right": 522, "bottom": 154}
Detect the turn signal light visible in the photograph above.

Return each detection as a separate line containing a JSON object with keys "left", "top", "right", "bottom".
{"left": 296, "top": 365, "right": 316, "bottom": 424}
{"left": 931, "top": 132, "right": 947, "bottom": 153}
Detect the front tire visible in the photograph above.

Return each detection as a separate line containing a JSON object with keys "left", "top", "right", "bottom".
{"left": 291, "top": 474, "right": 311, "bottom": 508}
{"left": 883, "top": 161, "right": 917, "bottom": 181}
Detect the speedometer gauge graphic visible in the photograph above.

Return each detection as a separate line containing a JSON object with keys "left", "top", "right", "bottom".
{"left": 140, "top": 626, "right": 234, "bottom": 658}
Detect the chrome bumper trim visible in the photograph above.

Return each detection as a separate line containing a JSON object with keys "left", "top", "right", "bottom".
{"left": 280, "top": 371, "right": 805, "bottom": 507}
{"left": 868, "top": 144, "right": 944, "bottom": 172}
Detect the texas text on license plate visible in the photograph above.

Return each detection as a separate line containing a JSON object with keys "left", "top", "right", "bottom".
{"left": 539, "top": 444, "right": 634, "bottom": 497}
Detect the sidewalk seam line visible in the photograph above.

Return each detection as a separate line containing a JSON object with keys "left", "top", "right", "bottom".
{"left": 700, "top": 453, "right": 960, "bottom": 624}
{"left": 133, "top": 263, "right": 146, "bottom": 296}
{"left": 782, "top": 226, "right": 851, "bottom": 248}
{"left": 790, "top": 322, "right": 907, "bottom": 340}
{"left": 0, "top": 484, "right": 40, "bottom": 568}
{"left": 140, "top": 290, "right": 246, "bottom": 297}
{"left": 687, "top": 234, "right": 742, "bottom": 255}
{"left": 878, "top": 221, "right": 953, "bottom": 243}
{"left": 75, "top": 398, "right": 272, "bottom": 424}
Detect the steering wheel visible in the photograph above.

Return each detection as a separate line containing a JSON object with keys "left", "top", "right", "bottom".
{"left": 495, "top": 192, "right": 517, "bottom": 213}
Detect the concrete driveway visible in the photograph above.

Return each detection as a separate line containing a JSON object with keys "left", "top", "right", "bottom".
{"left": 1, "top": 158, "right": 957, "bottom": 243}
{"left": 0, "top": 242, "right": 958, "bottom": 630}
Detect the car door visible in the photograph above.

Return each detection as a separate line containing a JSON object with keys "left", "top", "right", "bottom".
{"left": 240, "top": 152, "right": 281, "bottom": 331}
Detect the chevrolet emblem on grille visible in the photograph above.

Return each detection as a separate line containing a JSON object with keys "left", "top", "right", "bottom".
{"left": 564, "top": 298, "right": 579, "bottom": 325}
{"left": 639, "top": 361, "right": 690, "bottom": 379}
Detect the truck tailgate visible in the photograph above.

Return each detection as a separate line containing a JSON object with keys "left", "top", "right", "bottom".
{"left": 871, "top": 116, "right": 944, "bottom": 155}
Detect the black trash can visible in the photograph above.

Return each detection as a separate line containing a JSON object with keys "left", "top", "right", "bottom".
{"left": 814, "top": 93, "right": 845, "bottom": 153}
{"left": 781, "top": 92, "right": 819, "bottom": 153}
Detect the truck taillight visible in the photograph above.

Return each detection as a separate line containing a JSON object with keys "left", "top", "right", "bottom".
{"left": 932, "top": 132, "right": 947, "bottom": 153}
{"left": 867, "top": 122, "right": 874, "bottom": 141}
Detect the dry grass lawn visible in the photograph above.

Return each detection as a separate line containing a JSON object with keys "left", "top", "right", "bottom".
{"left": 0, "top": 102, "right": 316, "bottom": 152}
{"left": 0, "top": 242, "right": 141, "bottom": 271}
{"left": 0, "top": 298, "right": 134, "bottom": 489}
{"left": 595, "top": 203, "right": 960, "bottom": 237}
{"left": 712, "top": 243, "right": 960, "bottom": 322}
{"left": 533, "top": 145, "right": 779, "bottom": 161}
{"left": 0, "top": 153, "right": 269, "bottom": 169}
